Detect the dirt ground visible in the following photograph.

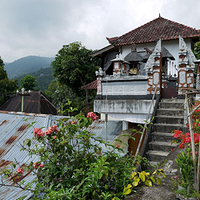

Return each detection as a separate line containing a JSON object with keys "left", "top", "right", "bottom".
{"left": 125, "top": 148, "right": 185, "bottom": 200}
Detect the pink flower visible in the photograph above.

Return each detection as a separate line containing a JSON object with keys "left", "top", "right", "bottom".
{"left": 174, "top": 176, "right": 178, "bottom": 179}
{"left": 46, "top": 125, "right": 59, "bottom": 135}
{"left": 46, "top": 129, "right": 52, "bottom": 135}
{"left": 33, "top": 161, "right": 40, "bottom": 169}
{"left": 198, "top": 123, "right": 200, "bottom": 127}
{"left": 51, "top": 125, "right": 59, "bottom": 132}
{"left": 87, "top": 112, "right": 98, "bottom": 121}
{"left": 116, "top": 144, "right": 119, "bottom": 148}
{"left": 17, "top": 167, "right": 24, "bottom": 174}
{"left": 71, "top": 121, "right": 77, "bottom": 124}
{"left": 53, "top": 136, "right": 57, "bottom": 139}
{"left": 39, "top": 164, "right": 44, "bottom": 168}
{"left": 34, "top": 128, "right": 45, "bottom": 137}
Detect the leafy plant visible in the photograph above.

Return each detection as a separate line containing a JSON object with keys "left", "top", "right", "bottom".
{"left": 175, "top": 148, "right": 194, "bottom": 194}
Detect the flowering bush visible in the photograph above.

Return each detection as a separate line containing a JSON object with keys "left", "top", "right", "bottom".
{"left": 173, "top": 100, "right": 200, "bottom": 196}
{"left": 1, "top": 111, "right": 139, "bottom": 200}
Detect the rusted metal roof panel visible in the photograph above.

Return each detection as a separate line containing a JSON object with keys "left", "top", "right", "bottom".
{"left": 0, "top": 111, "right": 65, "bottom": 200}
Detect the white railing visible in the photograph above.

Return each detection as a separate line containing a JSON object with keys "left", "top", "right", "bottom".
{"left": 133, "top": 84, "right": 159, "bottom": 162}
{"left": 167, "top": 60, "right": 177, "bottom": 77}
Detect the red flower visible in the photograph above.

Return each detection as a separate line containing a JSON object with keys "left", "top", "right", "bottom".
{"left": 178, "top": 143, "right": 185, "bottom": 149}
{"left": 195, "top": 134, "right": 200, "bottom": 144}
{"left": 183, "top": 137, "right": 191, "bottom": 143}
{"left": 173, "top": 130, "right": 182, "bottom": 138}
{"left": 171, "top": 149, "right": 175, "bottom": 151}
{"left": 190, "top": 151, "right": 198, "bottom": 155}
{"left": 17, "top": 167, "right": 24, "bottom": 174}
{"left": 87, "top": 112, "right": 98, "bottom": 121}
{"left": 71, "top": 121, "right": 77, "bottom": 124}
{"left": 116, "top": 144, "right": 119, "bottom": 148}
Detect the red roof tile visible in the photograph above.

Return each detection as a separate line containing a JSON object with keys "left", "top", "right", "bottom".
{"left": 81, "top": 80, "right": 97, "bottom": 90}
{"left": 107, "top": 16, "right": 200, "bottom": 46}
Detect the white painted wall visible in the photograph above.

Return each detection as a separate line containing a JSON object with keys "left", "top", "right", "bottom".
{"left": 102, "top": 80, "right": 148, "bottom": 96}
{"left": 120, "top": 39, "right": 192, "bottom": 69}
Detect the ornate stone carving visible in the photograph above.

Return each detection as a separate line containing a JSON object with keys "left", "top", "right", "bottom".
{"left": 178, "top": 36, "right": 195, "bottom": 94}
{"left": 179, "top": 36, "right": 196, "bottom": 67}
{"left": 144, "top": 39, "right": 161, "bottom": 72}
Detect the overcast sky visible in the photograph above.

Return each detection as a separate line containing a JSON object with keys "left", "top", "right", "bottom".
{"left": 0, "top": 0, "right": 200, "bottom": 62}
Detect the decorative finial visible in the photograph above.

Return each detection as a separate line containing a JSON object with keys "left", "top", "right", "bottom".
{"left": 159, "top": 13, "right": 161, "bottom": 18}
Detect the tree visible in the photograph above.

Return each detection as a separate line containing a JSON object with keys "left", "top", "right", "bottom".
{"left": 194, "top": 41, "right": 200, "bottom": 59}
{"left": 45, "top": 80, "right": 80, "bottom": 115}
{"left": 51, "top": 42, "right": 100, "bottom": 113}
{"left": 20, "top": 75, "right": 37, "bottom": 91}
{"left": 0, "top": 57, "right": 17, "bottom": 106}
{"left": 52, "top": 42, "right": 100, "bottom": 93}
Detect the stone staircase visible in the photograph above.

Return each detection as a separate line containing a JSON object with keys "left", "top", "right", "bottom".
{"left": 145, "top": 98, "right": 186, "bottom": 166}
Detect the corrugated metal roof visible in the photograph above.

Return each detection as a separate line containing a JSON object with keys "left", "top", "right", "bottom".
{"left": 0, "top": 112, "right": 122, "bottom": 200}
{"left": 0, "top": 111, "right": 65, "bottom": 200}
{"left": 89, "top": 120, "right": 122, "bottom": 152}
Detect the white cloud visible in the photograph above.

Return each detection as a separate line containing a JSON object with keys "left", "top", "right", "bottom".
{"left": 0, "top": 0, "right": 199, "bottom": 62}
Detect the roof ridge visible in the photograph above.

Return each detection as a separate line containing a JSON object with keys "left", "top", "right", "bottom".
{"left": 110, "top": 16, "right": 162, "bottom": 45}
{"left": 108, "top": 16, "right": 200, "bottom": 46}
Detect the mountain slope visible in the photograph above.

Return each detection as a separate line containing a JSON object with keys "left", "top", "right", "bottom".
{"left": 17, "top": 67, "right": 53, "bottom": 92}
{"left": 5, "top": 56, "right": 54, "bottom": 78}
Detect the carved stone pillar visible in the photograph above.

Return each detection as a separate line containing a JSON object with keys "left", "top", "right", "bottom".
{"left": 145, "top": 39, "right": 162, "bottom": 95}
{"left": 95, "top": 67, "right": 104, "bottom": 96}
{"left": 178, "top": 36, "right": 195, "bottom": 95}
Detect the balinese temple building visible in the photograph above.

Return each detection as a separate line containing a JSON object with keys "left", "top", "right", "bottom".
{"left": 91, "top": 15, "right": 200, "bottom": 130}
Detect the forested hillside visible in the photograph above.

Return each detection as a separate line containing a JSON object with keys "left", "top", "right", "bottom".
{"left": 17, "top": 67, "right": 53, "bottom": 92}
{"left": 5, "top": 56, "right": 54, "bottom": 78}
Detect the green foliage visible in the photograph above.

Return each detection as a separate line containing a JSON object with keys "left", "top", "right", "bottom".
{"left": 0, "top": 57, "right": 18, "bottom": 106}
{"left": 51, "top": 42, "right": 100, "bottom": 114}
{"left": 52, "top": 42, "right": 100, "bottom": 93}
{"left": 123, "top": 168, "right": 166, "bottom": 197}
{"left": 2, "top": 105, "right": 141, "bottom": 200}
{"left": 175, "top": 148, "right": 194, "bottom": 194}
{"left": 18, "top": 67, "right": 53, "bottom": 92}
{"left": 44, "top": 81, "right": 81, "bottom": 115}
{"left": 194, "top": 41, "right": 200, "bottom": 60}
{"left": 20, "top": 75, "right": 37, "bottom": 91}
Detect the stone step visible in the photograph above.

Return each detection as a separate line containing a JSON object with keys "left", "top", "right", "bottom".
{"left": 157, "top": 108, "right": 184, "bottom": 116}
{"left": 151, "top": 132, "right": 174, "bottom": 142}
{"left": 146, "top": 150, "right": 170, "bottom": 162}
{"left": 158, "top": 102, "right": 184, "bottom": 109}
{"left": 149, "top": 141, "right": 178, "bottom": 152}
{"left": 153, "top": 123, "right": 183, "bottom": 133}
{"left": 155, "top": 115, "right": 184, "bottom": 124}
{"left": 160, "top": 99, "right": 184, "bottom": 103}
{"left": 149, "top": 161, "right": 160, "bottom": 167}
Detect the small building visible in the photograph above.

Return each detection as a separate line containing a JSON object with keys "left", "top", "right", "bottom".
{"left": 0, "top": 91, "right": 57, "bottom": 115}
